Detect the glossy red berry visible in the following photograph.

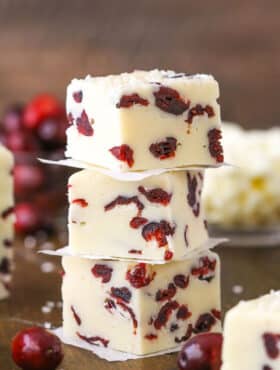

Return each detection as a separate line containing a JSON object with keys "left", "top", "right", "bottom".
{"left": 14, "top": 164, "right": 45, "bottom": 195}
{"left": 178, "top": 333, "right": 223, "bottom": 370}
{"left": 14, "top": 203, "right": 42, "bottom": 233}
{"left": 23, "top": 94, "right": 63, "bottom": 129}
{"left": 11, "top": 326, "right": 63, "bottom": 370}
{"left": 6, "top": 131, "right": 38, "bottom": 152}
{"left": 2, "top": 104, "right": 24, "bottom": 132}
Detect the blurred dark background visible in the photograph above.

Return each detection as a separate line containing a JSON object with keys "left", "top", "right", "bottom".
{"left": 1, "top": 0, "right": 280, "bottom": 128}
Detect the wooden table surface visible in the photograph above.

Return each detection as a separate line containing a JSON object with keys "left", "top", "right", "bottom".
{"left": 1, "top": 240, "right": 279, "bottom": 369}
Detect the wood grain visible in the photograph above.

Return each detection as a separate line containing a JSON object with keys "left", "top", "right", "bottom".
{"left": 0, "top": 0, "right": 280, "bottom": 128}
{"left": 0, "top": 241, "right": 279, "bottom": 369}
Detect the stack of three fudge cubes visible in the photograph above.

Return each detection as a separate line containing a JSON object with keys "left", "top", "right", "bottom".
{"left": 62, "top": 70, "right": 224, "bottom": 355}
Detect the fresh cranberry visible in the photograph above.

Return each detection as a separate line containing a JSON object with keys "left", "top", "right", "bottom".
{"left": 14, "top": 203, "right": 42, "bottom": 234}
{"left": 37, "top": 118, "right": 65, "bottom": 149}
{"left": 149, "top": 137, "right": 178, "bottom": 160}
{"left": 76, "top": 110, "right": 94, "bottom": 136}
{"left": 153, "top": 86, "right": 189, "bottom": 115}
{"left": 6, "top": 131, "right": 39, "bottom": 152}
{"left": 2, "top": 104, "right": 24, "bottom": 132}
{"left": 23, "top": 94, "right": 64, "bottom": 129}
{"left": 116, "top": 93, "right": 149, "bottom": 108}
{"left": 109, "top": 144, "right": 134, "bottom": 168}
{"left": 11, "top": 326, "right": 63, "bottom": 370}
{"left": 177, "top": 333, "right": 223, "bottom": 370}
{"left": 208, "top": 129, "right": 224, "bottom": 163}
{"left": 142, "top": 220, "right": 175, "bottom": 247}
{"left": 126, "top": 263, "right": 156, "bottom": 288}
{"left": 14, "top": 164, "right": 45, "bottom": 195}
{"left": 138, "top": 186, "right": 172, "bottom": 205}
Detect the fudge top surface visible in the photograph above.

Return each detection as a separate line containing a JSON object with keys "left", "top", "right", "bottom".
{"left": 229, "top": 291, "right": 280, "bottom": 315}
{"left": 67, "top": 69, "right": 219, "bottom": 101}
{"left": 0, "top": 144, "right": 13, "bottom": 167}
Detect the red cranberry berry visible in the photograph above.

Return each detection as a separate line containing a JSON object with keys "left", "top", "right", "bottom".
{"left": 126, "top": 263, "right": 156, "bottom": 288}
{"left": 176, "top": 305, "right": 192, "bottom": 320}
{"left": 6, "top": 131, "right": 39, "bottom": 152}
{"left": 37, "top": 118, "right": 66, "bottom": 149}
{"left": 14, "top": 164, "right": 45, "bottom": 195}
{"left": 208, "top": 129, "right": 224, "bottom": 163}
{"left": 0, "top": 257, "right": 11, "bottom": 274}
{"left": 11, "top": 326, "right": 63, "bottom": 370}
{"left": 91, "top": 264, "right": 112, "bottom": 283}
{"left": 72, "top": 198, "right": 88, "bottom": 208}
{"left": 174, "top": 274, "right": 189, "bottom": 289}
{"left": 110, "top": 287, "right": 132, "bottom": 303}
{"left": 109, "top": 144, "right": 134, "bottom": 168}
{"left": 145, "top": 334, "right": 158, "bottom": 340}
{"left": 149, "top": 137, "right": 178, "bottom": 160}
{"left": 138, "top": 186, "right": 172, "bottom": 205}
{"left": 155, "top": 283, "right": 177, "bottom": 302}
{"left": 116, "top": 93, "right": 149, "bottom": 108}
{"left": 73, "top": 91, "right": 83, "bottom": 103}
{"left": 104, "top": 195, "right": 144, "bottom": 213}
{"left": 142, "top": 220, "right": 175, "bottom": 247}
{"left": 77, "top": 332, "right": 109, "bottom": 348}
{"left": 187, "top": 172, "right": 200, "bottom": 217}
{"left": 76, "top": 110, "right": 94, "bottom": 136}
{"left": 14, "top": 203, "right": 42, "bottom": 234}
{"left": 186, "top": 104, "right": 215, "bottom": 124}
{"left": 177, "top": 333, "right": 223, "bottom": 370}
{"left": 193, "top": 313, "right": 217, "bottom": 334}
{"left": 2, "top": 104, "right": 24, "bottom": 132}
{"left": 262, "top": 332, "right": 280, "bottom": 359}
{"left": 23, "top": 94, "right": 63, "bottom": 130}
{"left": 154, "top": 301, "right": 179, "bottom": 330}
{"left": 71, "top": 306, "right": 82, "bottom": 326}
{"left": 164, "top": 250, "right": 173, "bottom": 261}
{"left": 153, "top": 86, "right": 189, "bottom": 115}
{"left": 130, "top": 216, "right": 148, "bottom": 229}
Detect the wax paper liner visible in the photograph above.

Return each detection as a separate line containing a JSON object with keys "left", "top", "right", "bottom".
{"left": 52, "top": 327, "right": 181, "bottom": 362}
{"left": 39, "top": 238, "right": 227, "bottom": 264}
{"left": 39, "top": 157, "right": 231, "bottom": 182}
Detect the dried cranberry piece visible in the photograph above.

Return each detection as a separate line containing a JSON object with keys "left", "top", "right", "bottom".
{"left": 105, "top": 195, "right": 144, "bottom": 214}
{"left": 130, "top": 216, "right": 148, "bottom": 229}
{"left": 138, "top": 186, "right": 172, "bottom": 205}
{"left": 72, "top": 198, "right": 88, "bottom": 207}
{"left": 154, "top": 301, "right": 179, "bottom": 330}
{"left": 170, "top": 324, "right": 179, "bottom": 332}
{"left": 128, "top": 249, "right": 142, "bottom": 254}
{"left": 149, "top": 137, "right": 178, "bottom": 160}
{"left": 187, "top": 172, "right": 200, "bottom": 217}
{"left": 186, "top": 104, "right": 215, "bottom": 124}
{"left": 104, "top": 299, "right": 116, "bottom": 313}
{"left": 145, "top": 334, "right": 158, "bottom": 340}
{"left": 76, "top": 110, "right": 94, "bottom": 136}
{"left": 91, "top": 264, "right": 113, "bottom": 283}
{"left": 126, "top": 263, "right": 156, "bottom": 288}
{"left": 142, "top": 220, "right": 175, "bottom": 247}
{"left": 0, "top": 257, "right": 11, "bottom": 274}
{"left": 67, "top": 112, "right": 74, "bottom": 125}
{"left": 208, "top": 128, "right": 224, "bottom": 163}
{"left": 3, "top": 239, "right": 13, "bottom": 248}
{"left": 175, "top": 323, "right": 193, "bottom": 344}
{"left": 77, "top": 332, "right": 109, "bottom": 347}
{"left": 191, "top": 256, "right": 217, "bottom": 282}
{"left": 174, "top": 274, "right": 189, "bottom": 289}
{"left": 176, "top": 305, "right": 192, "bottom": 320}
{"left": 193, "top": 313, "right": 216, "bottom": 334}
{"left": 153, "top": 86, "right": 189, "bottom": 115}
{"left": 155, "top": 283, "right": 177, "bottom": 302}
{"left": 116, "top": 93, "right": 149, "bottom": 108}
{"left": 110, "top": 287, "right": 132, "bottom": 303}
{"left": 73, "top": 91, "right": 83, "bottom": 103}
{"left": 109, "top": 144, "right": 134, "bottom": 168}
{"left": 263, "top": 366, "right": 272, "bottom": 370}
{"left": 117, "top": 302, "right": 138, "bottom": 333}
{"left": 211, "top": 309, "right": 221, "bottom": 320}
{"left": 262, "top": 333, "right": 280, "bottom": 359}
{"left": 1, "top": 206, "right": 14, "bottom": 219}
{"left": 164, "top": 250, "right": 173, "bottom": 261}
{"left": 184, "top": 225, "right": 189, "bottom": 247}
{"left": 71, "top": 306, "right": 81, "bottom": 326}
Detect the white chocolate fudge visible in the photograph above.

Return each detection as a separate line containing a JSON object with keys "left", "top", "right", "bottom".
{"left": 0, "top": 145, "right": 14, "bottom": 300}
{"left": 62, "top": 250, "right": 221, "bottom": 355}
{"left": 204, "top": 123, "right": 280, "bottom": 228}
{"left": 68, "top": 169, "right": 208, "bottom": 261}
{"left": 66, "top": 70, "right": 223, "bottom": 171}
{"left": 222, "top": 291, "right": 280, "bottom": 370}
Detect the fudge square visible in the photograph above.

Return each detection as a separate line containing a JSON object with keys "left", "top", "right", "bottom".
{"left": 0, "top": 145, "right": 14, "bottom": 300}
{"left": 68, "top": 168, "right": 208, "bottom": 261}
{"left": 222, "top": 291, "right": 280, "bottom": 370}
{"left": 62, "top": 250, "right": 221, "bottom": 355}
{"left": 66, "top": 70, "right": 224, "bottom": 171}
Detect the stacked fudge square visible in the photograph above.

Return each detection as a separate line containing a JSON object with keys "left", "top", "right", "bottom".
{"left": 62, "top": 70, "right": 224, "bottom": 355}
{"left": 0, "top": 144, "right": 14, "bottom": 300}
